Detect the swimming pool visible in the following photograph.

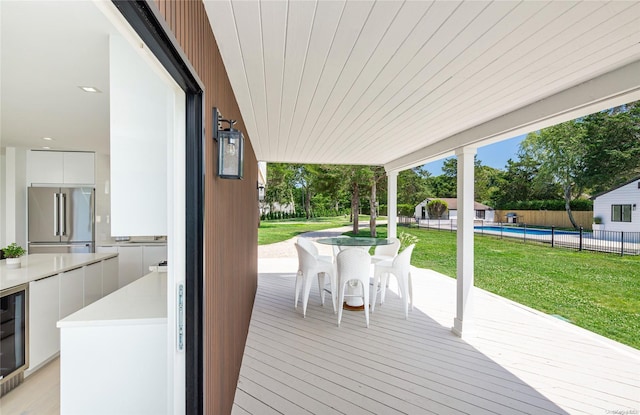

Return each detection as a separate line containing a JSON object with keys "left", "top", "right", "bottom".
{"left": 474, "top": 226, "right": 577, "bottom": 236}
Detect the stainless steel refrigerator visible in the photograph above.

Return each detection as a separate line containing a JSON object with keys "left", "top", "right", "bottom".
{"left": 28, "top": 187, "right": 95, "bottom": 253}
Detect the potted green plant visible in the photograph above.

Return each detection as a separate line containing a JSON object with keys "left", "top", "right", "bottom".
{"left": 3, "top": 242, "right": 26, "bottom": 269}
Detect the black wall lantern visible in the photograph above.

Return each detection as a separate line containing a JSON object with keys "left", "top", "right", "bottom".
{"left": 258, "top": 183, "right": 265, "bottom": 201}
{"left": 213, "top": 107, "right": 244, "bottom": 179}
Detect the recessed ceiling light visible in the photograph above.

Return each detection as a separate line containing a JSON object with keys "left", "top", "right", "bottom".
{"left": 42, "top": 146, "right": 51, "bottom": 150}
{"left": 79, "top": 86, "right": 101, "bottom": 93}
{"left": 42, "top": 137, "right": 53, "bottom": 141}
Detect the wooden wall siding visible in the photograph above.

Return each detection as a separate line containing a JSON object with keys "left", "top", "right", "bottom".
{"left": 494, "top": 210, "right": 593, "bottom": 230}
{"left": 153, "top": 1, "right": 259, "bottom": 414}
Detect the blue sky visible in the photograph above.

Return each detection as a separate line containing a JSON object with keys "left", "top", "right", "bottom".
{"left": 421, "top": 134, "right": 527, "bottom": 175}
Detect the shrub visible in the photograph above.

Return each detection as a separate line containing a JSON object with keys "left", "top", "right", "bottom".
{"left": 427, "top": 199, "right": 448, "bottom": 219}
{"left": 397, "top": 204, "right": 415, "bottom": 217}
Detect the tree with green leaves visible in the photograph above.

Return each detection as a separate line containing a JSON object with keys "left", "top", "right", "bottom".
{"left": 581, "top": 101, "right": 640, "bottom": 193}
{"left": 520, "top": 120, "right": 587, "bottom": 229}
{"left": 397, "top": 168, "right": 431, "bottom": 205}
{"left": 427, "top": 199, "right": 448, "bottom": 219}
{"left": 265, "top": 163, "right": 296, "bottom": 213}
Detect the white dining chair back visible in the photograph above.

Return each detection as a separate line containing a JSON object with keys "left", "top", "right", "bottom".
{"left": 371, "top": 237, "right": 400, "bottom": 263}
{"left": 298, "top": 237, "right": 334, "bottom": 264}
{"left": 336, "top": 248, "right": 371, "bottom": 328}
{"left": 294, "top": 243, "right": 337, "bottom": 317}
{"left": 372, "top": 244, "right": 415, "bottom": 319}
{"left": 332, "top": 235, "right": 351, "bottom": 258}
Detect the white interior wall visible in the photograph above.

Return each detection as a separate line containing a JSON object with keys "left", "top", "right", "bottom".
{"left": 3, "top": 147, "right": 28, "bottom": 249}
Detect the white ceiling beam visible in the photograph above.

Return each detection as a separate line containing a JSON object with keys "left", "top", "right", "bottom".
{"left": 384, "top": 59, "right": 640, "bottom": 172}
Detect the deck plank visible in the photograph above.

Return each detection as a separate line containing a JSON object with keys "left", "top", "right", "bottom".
{"left": 235, "top": 259, "right": 640, "bottom": 415}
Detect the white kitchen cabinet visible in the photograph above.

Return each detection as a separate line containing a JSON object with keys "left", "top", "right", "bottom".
{"left": 63, "top": 151, "right": 95, "bottom": 184}
{"left": 28, "top": 274, "right": 61, "bottom": 373}
{"left": 27, "top": 150, "right": 95, "bottom": 185}
{"left": 59, "top": 267, "right": 84, "bottom": 319}
{"left": 116, "top": 246, "right": 144, "bottom": 288}
{"left": 97, "top": 245, "right": 165, "bottom": 289}
{"left": 143, "top": 245, "right": 167, "bottom": 271}
{"left": 28, "top": 150, "right": 64, "bottom": 184}
{"left": 102, "top": 257, "right": 119, "bottom": 296}
{"left": 84, "top": 262, "right": 102, "bottom": 306}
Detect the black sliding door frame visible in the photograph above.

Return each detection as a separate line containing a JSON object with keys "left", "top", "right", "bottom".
{"left": 111, "top": 2, "right": 204, "bottom": 414}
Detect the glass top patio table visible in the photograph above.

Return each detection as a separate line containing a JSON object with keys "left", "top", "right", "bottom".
{"left": 316, "top": 237, "right": 393, "bottom": 247}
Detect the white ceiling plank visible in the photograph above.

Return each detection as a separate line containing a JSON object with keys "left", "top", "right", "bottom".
{"left": 277, "top": 0, "right": 318, "bottom": 159}
{"left": 202, "top": 0, "right": 640, "bottom": 168}
{"left": 410, "top": 6, "right": 640, "bottom": 148}
{"left": 205, "top": 0, "right": 265, "bottom": 158}
{"left": 334, "top": 0, "right": 526, "bottom": 159}
{"left": 232, "top": 1, "right": 270, "bottom": 155}
{"left": 312, "top": 1, "right": 489, "bottom": 161}
{"left": 302, "top": 0, "right": 406, "bottom": 141}
{"left": 288, "top": 0, "right": 376, "bottom": 160}
{"left": 297, "top": 0, "right": 434, "bottom": 162}
{"left": 259, "top": 0, "right": 288, "bottom": 160}
{"left": 285, "top": 0, "right": 347, "bottom": 157}
{"left": 358, "top": 1, "right": 631, "bottom": 158}
{"left": 385, "top": 59, "right": 640, "bottom": 172}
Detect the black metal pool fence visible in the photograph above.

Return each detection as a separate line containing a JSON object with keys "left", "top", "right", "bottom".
{"left": 402, "top": 217, "right": 640, "bottom": 256}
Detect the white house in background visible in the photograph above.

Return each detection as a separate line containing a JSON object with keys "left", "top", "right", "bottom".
{"left": 592, "top": 176, "right": 640, "bottom": 232}
{"left": 415, "top": 197, "right": 494, "bottom": 222}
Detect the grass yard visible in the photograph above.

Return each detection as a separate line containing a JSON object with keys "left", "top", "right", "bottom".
{"left": 258, "top": 216, "right": 355, "bottom": 245}
{"left": 350, "top": 225, "right": 640, "bottom": 350}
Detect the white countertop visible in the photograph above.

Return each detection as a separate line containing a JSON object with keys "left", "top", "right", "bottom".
{"left": 0, "top": 253, "right": 118, "bottom": 292}
{"left": 98, "top": 241, "right": 167, "bottom": 247}
{"left": 58, "top": 271, "right": 167, "bottom": 328}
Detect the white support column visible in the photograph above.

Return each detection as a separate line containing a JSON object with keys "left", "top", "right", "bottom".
{"left": 452, "top": 147, "right": 476, "bottom": 338}
{"left": 386, "top": 170, "right": 398, "bottom": 238}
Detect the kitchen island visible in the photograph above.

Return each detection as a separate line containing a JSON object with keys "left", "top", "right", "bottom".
{"left": 57, "top": 271, "right": 167, "bottom": 414}
{"left": 0, "top": 251, "right": 121, "bottom": 401}
{"left": 0, "top": 253, "right": 120, "bottom": 377}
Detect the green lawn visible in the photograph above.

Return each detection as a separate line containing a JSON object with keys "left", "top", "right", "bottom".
{"left": 339, "top": 224, "right": 640, "bottom": 349}
{"left": 258, "top": 216, "right": 352, "bottom": 245}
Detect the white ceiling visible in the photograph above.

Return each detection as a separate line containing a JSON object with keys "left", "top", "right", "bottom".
{"left": 3, "top": 1, "right": 640, "bottom": 169}
{"left": 203, "top": 0, "right": 640, "bottom": 170}
{"left": 0, "top": 1, "right": 117, "bottom": 155}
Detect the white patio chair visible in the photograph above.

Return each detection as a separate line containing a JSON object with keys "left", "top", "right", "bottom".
{"left": 294, "top": 243, "right": 337, "bottom": 317}
{"left": 297, "top": 236, "right": 333, "bottom": 264}
{"left": 336, "top": 248, "right": 371, "bottom": 328}
{"left": 371, "top": 244, "right": 415, "bottom": 319}
{"left": 332, "top": 235, "right": 351, "bottom": 259}
{"left": 371, "top": 237, "right": 400, "bottom": 264}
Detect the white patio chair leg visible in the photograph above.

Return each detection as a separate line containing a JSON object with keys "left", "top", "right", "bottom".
{"left": 408, "top": 271, "right": 414, "bottom": 311}
{"left": 370, "top": 273, "right": 380, "bottom": 313}
{"left": 294, "top": 270, "right": 302, "bottom": 309}
{"left": 380, "top": 273, "right": 390, "bottom": 305}
{"left": 302, "top": 273, "right": 314, "bottom": 318}
{"left": 337, "top": 282, "right": 346, "bottom": 327}
{"left": 330, "top": 273, "right": 338, "bottom": 314}
{"left": 317, "top": 272, "right": 325, "bottom": 306}
{"left": 362, "top": 281, "right": 369, "bottom": 328}
{"left": 398, "top": 273, "right": 409, "bottom": 319}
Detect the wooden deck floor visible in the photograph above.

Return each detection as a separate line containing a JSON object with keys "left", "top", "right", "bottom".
{"left": 233, "top": 258, "right": 640, "bottom": 415}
